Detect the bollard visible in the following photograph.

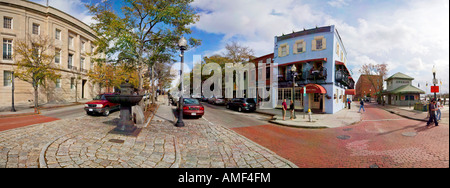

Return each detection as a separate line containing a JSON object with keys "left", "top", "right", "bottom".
{"left": 308, "top": 109, "right": 312, "bottom": 122}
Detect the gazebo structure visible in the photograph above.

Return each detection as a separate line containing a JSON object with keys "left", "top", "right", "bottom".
{"left": 381, "top": 72, "right": 425, "bottom": 106}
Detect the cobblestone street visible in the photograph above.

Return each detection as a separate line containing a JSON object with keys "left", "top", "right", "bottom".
{"left": 0, "top": 111, "right": 296, "bottom": 168}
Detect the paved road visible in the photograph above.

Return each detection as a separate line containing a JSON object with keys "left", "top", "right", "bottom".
{"left": 231, "top": 103, "right": 449, "bottom": 168}
{"left": 0, "top": 105, "right": 98, "bottom": 132}
{"left": 200, "top": 102, "right": 272, "bottom": 128}
{"left": 0, "top": 99, "right": 296, "bottom": 168}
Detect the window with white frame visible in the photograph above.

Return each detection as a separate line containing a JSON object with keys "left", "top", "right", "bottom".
{"left": 68, "top": 54, "right": 73, "bottom": 69}
{"left": 3, "top": 70, "right": 12, "bottom": 87}
{"left": 55, "top": 49, "right": 61, "bottom": 64}
{"left": 3, "top": 17, "right": 12, "bottom": 29}
{"left": 32, "top": 23, "right": 40, "bottom": 35}
{"left": 316, "top": 39, "right": 323, "bottom": 50}
{"left": 55, "top": 29, "right": 61, "bottom": 40}
{"left": 281, "top": 46, "right": 287, "bottom": 56}
{"left": 68, "top": 36, "right": 74, "bottom": 47}
{"left": 71, "top": 77, "right": 75, "bottom": 89}
{"left": 81, "top": 41, "right": 85, "bottom": 52}
{"left": 278, "top": 43, "right": 289, "bottom": 57}
{"left": 80, "top": 57, "right": 85, "bottom": 70}
{"left": 55, "top": 78, "right": 61, "bottom": 88}
{"left": 294, "top": 40, "right": 305, "bottom": 54}
{"left": 313, "top": 36, "right": 326, "bottom": 51}
{"left": 3, "top": 39, "right": 13, "bottom": 60}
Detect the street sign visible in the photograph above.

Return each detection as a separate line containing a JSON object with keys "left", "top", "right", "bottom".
{"left": 431, "top": 86, "right": 439, "bottom": 93}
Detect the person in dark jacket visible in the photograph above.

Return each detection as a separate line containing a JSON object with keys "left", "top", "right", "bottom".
{"left": 282, "top": 99, "right": 287, "bottom": 121}
{"left": 358, "top": 99, "right": 365, "bottom": 113}
{"left": 426, "top": 99, "right": 439, "bottom": 127}
{"left": 290, "top": 100, "right": 295, "bottom": 120}
{"left": 347, "top": 98, "right": 351, "bottom": 109}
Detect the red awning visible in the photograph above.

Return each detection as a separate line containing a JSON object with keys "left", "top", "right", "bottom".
{"left": 301, "top": 84, "right": 327, "bottom": 94}
{"left": 345, "top": 89, "right": 356, "bottom": 95}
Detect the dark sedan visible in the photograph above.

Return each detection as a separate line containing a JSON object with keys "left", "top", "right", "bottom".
{"left": 181, "top": 98, "right": 204, "bottom": 118}
{"left": 226, "top": 98, "right": 257, "bottom": 112}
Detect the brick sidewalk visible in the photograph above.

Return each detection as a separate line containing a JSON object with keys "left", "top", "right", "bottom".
{"left": 255, "top": 103, "right": 361, "bottom": 128}
{"left": 378, "top": 104, "right": 449, "bottom": 123}
{"left": 0, "top": 97, "right": 296, "bottom": 168}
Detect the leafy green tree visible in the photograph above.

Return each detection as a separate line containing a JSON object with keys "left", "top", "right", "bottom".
{"left": 86, "top": 0, "right": 201, "bottom": 94}
{"left": 13, "top": 34, "right": 61, "bottom": 109}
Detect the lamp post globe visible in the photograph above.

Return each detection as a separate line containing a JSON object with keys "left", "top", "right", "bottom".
{"left": 178, "top": 36, "right": 188, "bottom": 50}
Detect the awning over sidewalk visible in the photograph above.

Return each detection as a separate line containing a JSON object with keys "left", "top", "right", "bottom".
{"left": 301, "top": 84, "right": 327, "bottom": 94}
{"left": 345, "top": 89, "right": 356, "bottom": 95}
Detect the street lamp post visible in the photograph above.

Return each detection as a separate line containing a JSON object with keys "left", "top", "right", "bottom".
{"left": 291, "top": 65, "right": 297, "bottom": 101}
{"left": 175, "top": 36, "right": 187, "bottom": 127}
{"left": 432, "top": 66, "right": 437, "bottom": 100}
{"left": 291, "top": 65, "right": 297, "bottom": 119}
{"left": 11, "top": 71, "right": 16, "bottom": 112}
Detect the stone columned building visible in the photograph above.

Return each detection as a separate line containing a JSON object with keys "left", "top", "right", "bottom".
{"left": 0, "top": 0, "right": 103, "bottom": 110}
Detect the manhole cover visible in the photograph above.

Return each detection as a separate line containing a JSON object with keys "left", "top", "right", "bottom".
{"left": 337, "top": 135, "right": 351, "bottom": 140}
{"left": 402, "top": 132, "right": 417, "bottom": 137}
{"left": 109, "top": 139, "right": 125, "bottom": 144}
{"left": 343, "top": 128, "right": 353, "bottom": 131}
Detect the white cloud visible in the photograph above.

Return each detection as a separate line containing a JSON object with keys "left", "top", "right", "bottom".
{"left": 327, "top": 0, "right": 350, "bottom": 8}
{"left": 192, "top": 0, "right": 325, "bottom": 56}
{"left": 192, "top": 0, "right": 449, "bottom": 94}
{"left": 32, "top": 0, "right": 95, "bottom": 25}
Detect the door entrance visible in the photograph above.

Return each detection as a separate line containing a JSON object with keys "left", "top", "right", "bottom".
{"left": 82, "top": 80, "right": 87, "bottom": 99}
{"left": 310, "top": 93, "right": 324, "bottom": 112}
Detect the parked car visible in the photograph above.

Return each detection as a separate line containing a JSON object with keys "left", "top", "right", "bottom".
{"left": 179, "top": 98, "right": 204, "bottom": 118}
{"left": 226, "top": 98, "right": 257, "bottom": 112}
{"left": 84, "top": 93, "right": 120, "bottom": 116}
{"left": 208, "top": 96, "right": 225, "bottom": 105}
{"left": 201, "top": 95, "right": 208, "bottom": 102}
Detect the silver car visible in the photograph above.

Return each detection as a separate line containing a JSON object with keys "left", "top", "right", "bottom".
{"left": 210, "top": 96, "right": 225, "bottom": 105}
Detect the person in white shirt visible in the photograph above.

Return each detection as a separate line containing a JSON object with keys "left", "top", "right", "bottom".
{"left": 436, "top": 99, "right": 442, "bottom": 121}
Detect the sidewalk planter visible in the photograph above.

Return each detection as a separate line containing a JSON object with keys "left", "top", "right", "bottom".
{"left": 413, "top": 103, "right": 428, "bottom": 112}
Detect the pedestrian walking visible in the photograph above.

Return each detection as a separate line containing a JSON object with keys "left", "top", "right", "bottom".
{"left": 347, "top": 98, "right": 351, "bottom": 109}
{"left": 290, "top": 100, "right": 296, "bottom": 120}
{"left": 282, "top": 99, "right": 287, "bottom": 121}
{"left": 358, "top": 99, "right": 365, "bottom": 113}
{"left": 426, "top": 99, "right": 439, "bottom": 127}
{"left": 436, "top": 98, "right": 442, "bottom": 121}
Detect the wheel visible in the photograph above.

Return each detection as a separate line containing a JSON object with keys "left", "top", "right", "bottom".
{"left": 103, "top": 107, "right": 110, "bottom": 116}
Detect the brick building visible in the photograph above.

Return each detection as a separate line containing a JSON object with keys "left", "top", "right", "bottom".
{"left": 355, "top": 75, "right": 383, "bottom": 101}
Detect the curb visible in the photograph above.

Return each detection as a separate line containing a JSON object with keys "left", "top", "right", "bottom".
{"left": 0, "top": 103, "right": 83, "bottom": 119}
{"left": 268, "top": 119, "right": 328, "bottom": 129}
{"left": 0, "top": 112, "right": 38, "bottom": 119}
{"left": 383, "top": 109, "right": 428, "bottom": 122}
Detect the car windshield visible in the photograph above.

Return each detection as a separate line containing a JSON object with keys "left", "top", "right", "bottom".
{"left": 93, "top": 95, "right": 106, "bottom": 100}
{"left": 184, "top": 98, "right": 199, "bottom": 104}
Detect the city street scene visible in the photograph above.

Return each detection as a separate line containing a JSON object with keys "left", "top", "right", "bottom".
{"left": 0, "top": 0, "right": 448, "bottom": 171}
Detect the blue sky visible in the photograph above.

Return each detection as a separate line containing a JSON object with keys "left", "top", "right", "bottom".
{"left": 32, "top": 0, "right": 449, "bottom": 94}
